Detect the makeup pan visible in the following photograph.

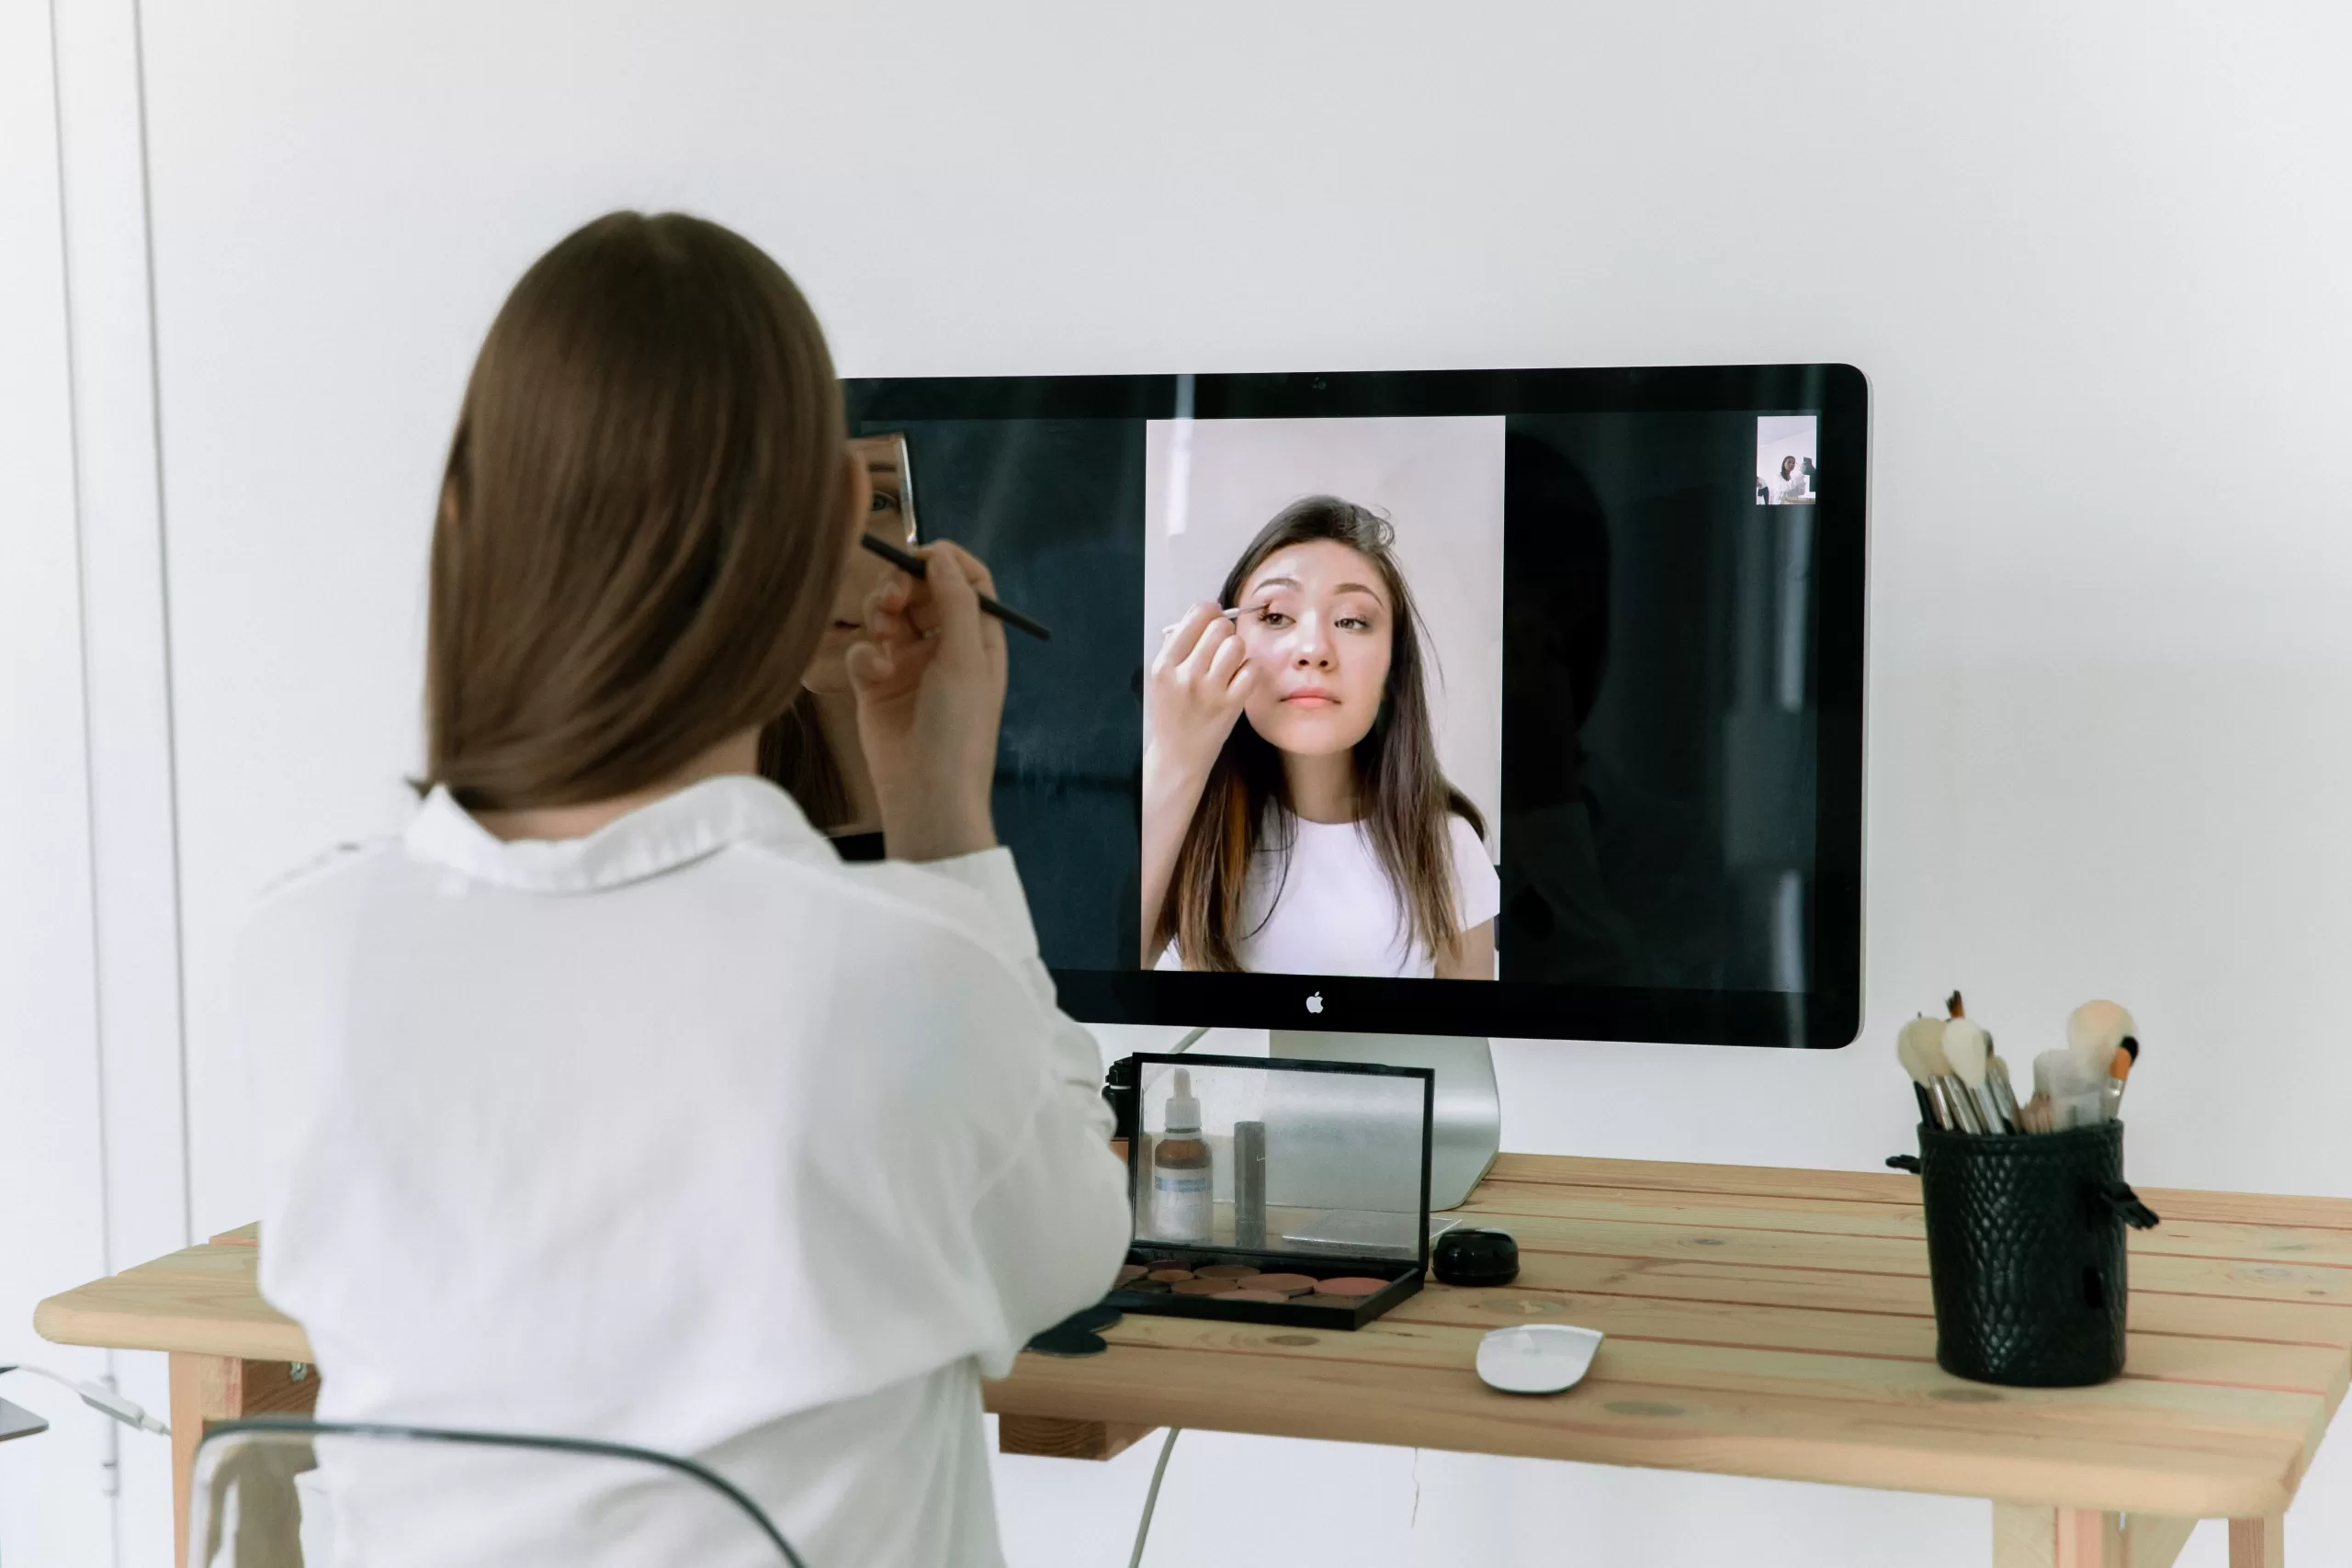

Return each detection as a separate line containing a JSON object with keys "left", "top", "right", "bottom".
{"left": 1102, "top": 1053, "right": 1437, "bottom": 1333}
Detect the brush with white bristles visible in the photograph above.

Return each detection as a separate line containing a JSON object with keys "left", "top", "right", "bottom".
{"left": 1941, "top": 1019, "right": 2014, "bottom": 1134}
{"left": 1947, "top": 989, "right": 2027, "bottom": 1134}
{"left": 1911, "top": 1018, "right": 1986, "bottom": 1133}
{"left": 1947, "top": 991, "right": 2026, "bottom": 1131}
{"left": 2067, "top": 999, "right": 2140, "bottom": 1122}
{"left": 1896, "top": 1017, "right": 1956, "bottom": 1129}
{"left": 2068, "top": 999, "right": 2134, "bottom": 1075}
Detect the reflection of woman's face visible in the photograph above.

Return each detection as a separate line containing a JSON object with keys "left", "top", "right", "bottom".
{"left": 807, "top": 437, "right": 916, "bottom": 695}
{"left": 1236, "top": 539, "right": 1394, "bottom": 758}
{"left": 1781, "top": 456, "right": 1796, "bottom": 479}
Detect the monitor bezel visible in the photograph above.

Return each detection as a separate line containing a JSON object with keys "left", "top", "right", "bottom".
{"left": 844, "top": 364, "right": 1867, "bottom": 1049}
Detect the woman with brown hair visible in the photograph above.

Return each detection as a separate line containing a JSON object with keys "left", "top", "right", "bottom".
{"left": 235, "top": 212, "right": 1130, "bottom": 1564}
{"left": 1142, "top": 496, "right": 1499, "bottom": 978}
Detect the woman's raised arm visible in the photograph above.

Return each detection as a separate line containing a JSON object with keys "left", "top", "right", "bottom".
{"left": 1138, "top": 603, "right": 1254, "bottom": 962}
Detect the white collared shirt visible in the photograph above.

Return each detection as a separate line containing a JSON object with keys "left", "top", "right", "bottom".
{"left": 1154, "top": 810, "right": 1501, "bottom": 977}
{"left": 239, "top": 776, "right": 1132, "bottom": 1567}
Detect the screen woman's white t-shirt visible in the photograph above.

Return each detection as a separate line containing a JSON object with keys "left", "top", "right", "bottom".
{"left": 1158, "top": 811, "right": 1502, "bottom": 977}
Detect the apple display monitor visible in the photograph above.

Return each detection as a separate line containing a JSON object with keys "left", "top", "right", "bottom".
{"left": 837, "top": 367, "right": 1867, "bottom": 1199}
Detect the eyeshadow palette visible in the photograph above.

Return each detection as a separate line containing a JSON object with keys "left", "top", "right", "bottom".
{"left": 1107, "top": 1250, "right": 1424, "bottom": 1328}
{"left": 1108, "top": 1054, "right": 1436, "bottom": 1330}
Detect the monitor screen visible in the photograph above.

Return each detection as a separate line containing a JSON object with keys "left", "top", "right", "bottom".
{"left": 837, "top": 367, "right": 1866, "bottom": 1047}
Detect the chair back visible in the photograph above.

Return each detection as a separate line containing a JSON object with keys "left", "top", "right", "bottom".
{"left": 188, "top": 1416, "right": 807, "bottom": 1567}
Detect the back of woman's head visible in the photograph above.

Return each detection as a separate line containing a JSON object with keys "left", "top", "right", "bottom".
{"left": 423, "top": 211, "right": 845, "bottom": 811}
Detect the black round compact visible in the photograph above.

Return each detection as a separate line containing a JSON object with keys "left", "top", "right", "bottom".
{"left": 1433, "top": 1227, "right": 1520, "bottom": 1287}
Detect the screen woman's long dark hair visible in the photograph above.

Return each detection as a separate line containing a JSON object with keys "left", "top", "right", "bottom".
{"left": 1156, "top": 496, "right": 1487, "bottom": 971}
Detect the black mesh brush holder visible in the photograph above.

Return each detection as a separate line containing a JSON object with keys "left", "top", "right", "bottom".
{"left": 1887, "top": 1120, "right": 2160, "bottom": 1387}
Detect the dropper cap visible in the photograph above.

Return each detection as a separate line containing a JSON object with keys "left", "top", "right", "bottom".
{"left": 1166, "top": 1068, "right": 1201, "bottom": 1134}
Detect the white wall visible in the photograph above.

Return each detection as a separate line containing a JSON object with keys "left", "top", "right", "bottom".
{"left": 0, "top": 3, "right": 116, "bottom": 1556}
{"left": 4, "top": 0, "right": 189, "bottom": 1555}
{"left": 10, "top": 2, "right": 2352, "bottom": 1562}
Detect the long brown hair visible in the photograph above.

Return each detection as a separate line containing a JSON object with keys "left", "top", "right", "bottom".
{"left": 421, "top": 211, "right": 845, "bottom": 810}
{"left": 757, "top": 691, "right": 852, "bottom": 829}
{"left": 1155, "top": 497, "right": 1487, "bottom": 971}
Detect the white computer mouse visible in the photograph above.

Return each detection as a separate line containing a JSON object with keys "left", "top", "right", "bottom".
{"left": 1476, "top": 1323, "right": 1604, "bottom": 1394}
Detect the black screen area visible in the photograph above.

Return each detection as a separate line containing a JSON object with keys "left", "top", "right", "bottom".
{"left": 1500, "top": 414, "right": 1818, "bottom": 998}
{"left": 880, "top": 418, "right": 1147, "bottom": 970}
{"left": 844, "top": 367, "right": 1864, "bottom": 1048}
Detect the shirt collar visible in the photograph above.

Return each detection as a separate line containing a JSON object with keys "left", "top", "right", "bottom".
{"left": 404, "top": 775, "right": 823, "bottom": 894}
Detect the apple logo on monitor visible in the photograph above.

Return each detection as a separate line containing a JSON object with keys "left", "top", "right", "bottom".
{"left": 1306, "top": 991, "right": 1323, "bottom": 1015}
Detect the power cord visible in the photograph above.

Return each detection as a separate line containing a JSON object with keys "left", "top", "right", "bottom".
{"left": 1117, "top": 1023, "right": 1204, "bottom": 1566}
{"left": 0, "top": 1364, "right": 170, "bottom": 1435}
{"left": 1125, "top": 1427, "right": 1181, "bottom": 1568}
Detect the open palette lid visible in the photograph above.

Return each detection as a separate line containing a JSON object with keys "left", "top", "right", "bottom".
{"left": 1128, "top": 1053, "right": 1436, "bottom": 1271}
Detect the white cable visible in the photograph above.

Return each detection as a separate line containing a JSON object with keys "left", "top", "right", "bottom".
{"left": 1168, "top": 1027, "right": 1212, "bottom": 1055}
{"left": 0, "top": 1364, "right": 170, "bottom": 1436}
{"left": 1125, "top": 1427, "right": 1181, "bottom": 1568}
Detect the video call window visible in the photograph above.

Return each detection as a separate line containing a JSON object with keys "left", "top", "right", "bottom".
{"left": 834, "top": 368, "right": 1864, "bottom": 1048}
{"left": 1142, "top": 416, "right": 1504, "bottom": 981}
{"left": 1756, "top": 414, "right": 1818, "bottom": 505}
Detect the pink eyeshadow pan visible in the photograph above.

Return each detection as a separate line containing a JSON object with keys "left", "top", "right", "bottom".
{"left": 1238, "top": 1272, "right": 1317, "bottom": 1297}
{"left": 1317, "top": 1277, "right": 1389, "bottom": 1297}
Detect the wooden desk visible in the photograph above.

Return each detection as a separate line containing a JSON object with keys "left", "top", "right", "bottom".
{"left": 37, "top": 1156, "right": 2352, "bottom": 1568}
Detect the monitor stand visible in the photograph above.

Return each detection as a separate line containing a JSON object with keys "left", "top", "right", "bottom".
{"left": 1268, "top": 1031, "right": 1500, "bottom": 1210}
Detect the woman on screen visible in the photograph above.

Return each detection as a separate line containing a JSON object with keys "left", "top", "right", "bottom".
{"left": 1775, "top": 453, "right": 1812, "bottom": 503}
{"left": 1142, "top": 496, "right": 1499, "bottom": 978}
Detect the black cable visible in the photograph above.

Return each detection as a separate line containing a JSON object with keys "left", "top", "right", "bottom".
{"left": 207, "top": 1416, "right": 808, "bottom": 1568}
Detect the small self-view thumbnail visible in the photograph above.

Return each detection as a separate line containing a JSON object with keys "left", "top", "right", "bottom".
{"left": 1756, "top": 415, "right": 1818, "bottom": 505}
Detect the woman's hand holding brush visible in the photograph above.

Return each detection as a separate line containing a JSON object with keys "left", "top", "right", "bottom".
{"left": 1137, "top": 605, "right": 1258, "bottom": 959}
{"left": 849, "top": 541, "right": 1006, "bottom": 863}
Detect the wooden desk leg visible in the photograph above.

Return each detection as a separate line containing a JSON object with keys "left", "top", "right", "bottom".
{"left": 2229, "top": 1516, "right": 2284, "bottom": 1568}
{"left": 169, "top": 1355, "right": 321, "bottom": 1568}
{"left": 172, "top": 1353, "right": 235, "bottom": 1568}
{"left": 997, "top": 1416, "right": 1156, "bottom": 1461}
{"left": 1993, "top": 1504, "right": 2199, "bottom": 1568}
